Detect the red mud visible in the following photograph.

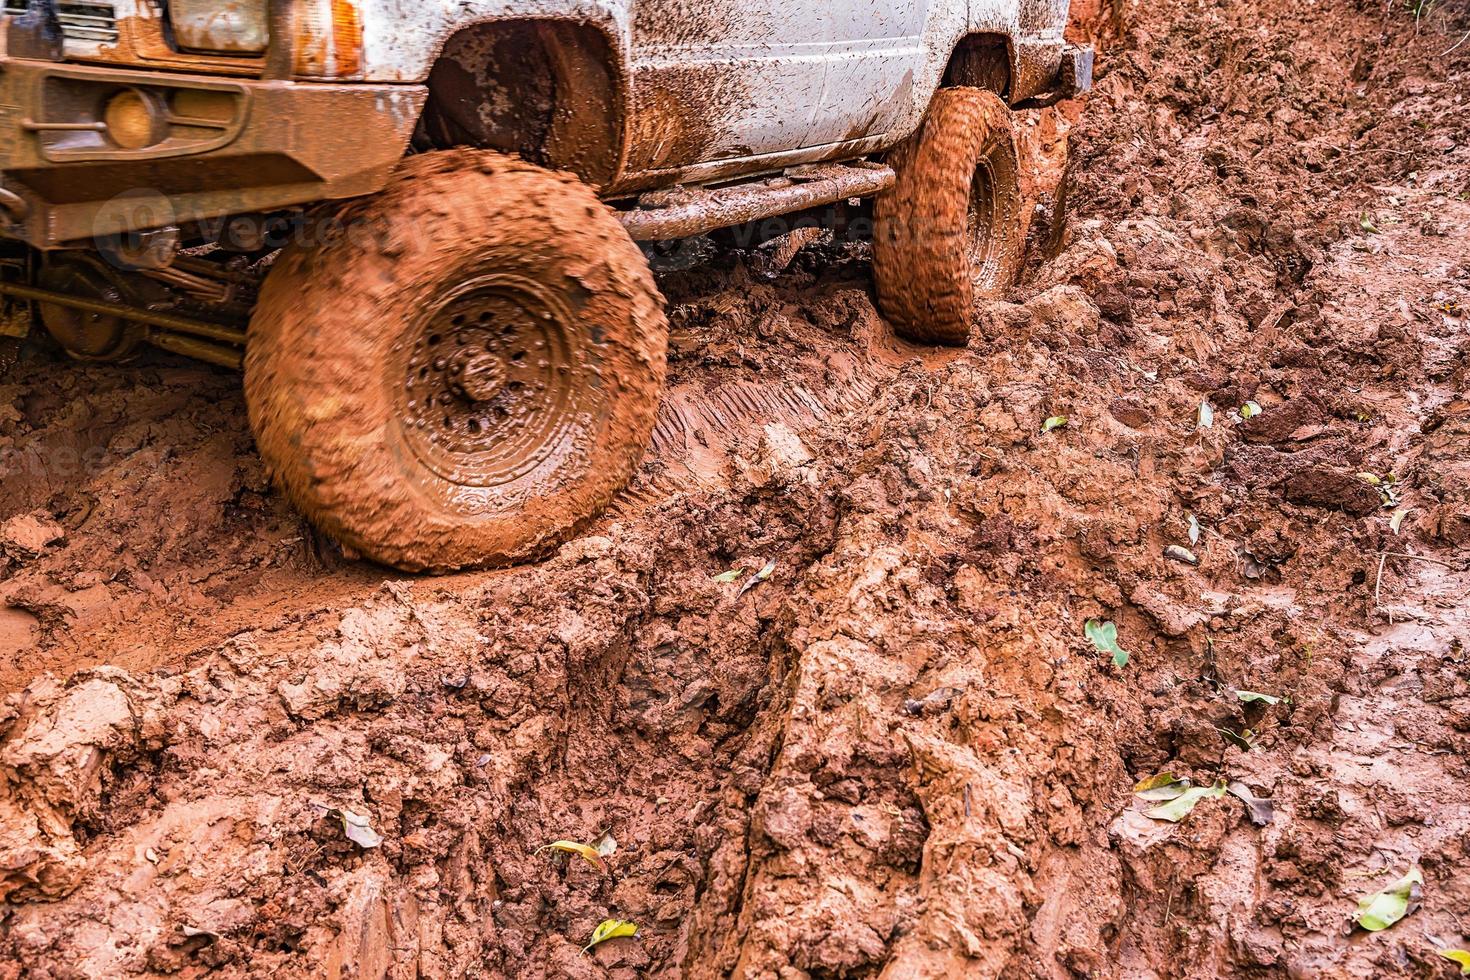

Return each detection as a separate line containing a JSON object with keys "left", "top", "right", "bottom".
{"left": 3, "top": 0, "right": 1470, "bottom": 975}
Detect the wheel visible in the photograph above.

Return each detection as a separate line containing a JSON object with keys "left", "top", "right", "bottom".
{"left": 244, "top": 150, "right": 669, "bottom": 572}
{"left": 873, "top": 87, "right": 1029, "bottom": 345}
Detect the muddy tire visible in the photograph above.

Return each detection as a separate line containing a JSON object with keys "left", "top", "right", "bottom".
{"left": 873, "top": 87, "right": 1028, "bottom": 345}
{"left": 244, "top": 150, "right": 668, "bottom": 572}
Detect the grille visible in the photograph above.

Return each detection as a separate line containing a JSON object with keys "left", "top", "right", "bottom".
{"left": 3, "top": 1, "right": 120, "bottom": 44}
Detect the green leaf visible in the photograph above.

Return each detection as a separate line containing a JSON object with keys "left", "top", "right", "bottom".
{"left": 1188, "top": 514, "right": 1201, "bottom": 545}
{"left": 1043, "top": 415, "right": 1069, "bottom": 433}
{"left": 1236, "top": 690, "right": 1281, "bottom": 706}
{"left": 1134, "top": 772, "right": 1192, "bottom": 802}
{"left": 536, "top": 840, "right": 610, "bottom": 875}
{"left": 712, "top": 567, "right": 746, "bottom": 584}
{"left": 1360, "top": 212, "right": 1379, "bottom": 234}
{"left": 1197, "top": 401, "right": 1214, "bottom": 429}
{"left": 338, "top": 808, "right": 383, "bottom": 849}
{"left": 583, "top": 919, "right": 639, "bottom": 954}
{"left": 1241, "top": 401, "right": 1262, "bottom": 419}
{"left": 1357, "top": 472, "right": 1383, "bottom": 486}
{"left": 1353, "top": 868, "right": 1423, "bottom": 931}
{"left": 1390, "top": 508, "right": 1410, "bottom": 534}
{"left": 1440, "top": 950, "right": 1470, "bottom": 974}
{"left": 1143, "top": 780, "right": 1228, "bottom": 822}
{"left": 1085, "top": 619, "right": 1130, "bottom": 668}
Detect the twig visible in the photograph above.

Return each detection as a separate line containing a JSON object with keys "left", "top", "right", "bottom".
{"left": 1373, "top": 552, "right": 1388, "bottom": 616}
{"left": 1443, "top": 29, "right": 1470, "bottom": 55}
{"left": 1378, "top": 551, "right": 1458, "bottom": 568}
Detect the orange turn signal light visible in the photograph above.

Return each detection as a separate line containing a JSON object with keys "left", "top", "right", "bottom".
{"left": 293, "top": 0, "right": 364, "bottom": 79}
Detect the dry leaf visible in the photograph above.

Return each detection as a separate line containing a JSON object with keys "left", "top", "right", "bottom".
{"left": 536, "top": 840, "right": 609, "bottom": 874}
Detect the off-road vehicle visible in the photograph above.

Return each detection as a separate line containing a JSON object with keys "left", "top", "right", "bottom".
{"left": 0, "top": 0, "right": 1091, "bottom": 571}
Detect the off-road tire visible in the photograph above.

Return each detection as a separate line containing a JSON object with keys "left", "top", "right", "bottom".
{"left": 244, "top": 150, "right": 668, "bottom": 572}
{"left": 873, "top": 87, "right": 1028, "bottom": 345}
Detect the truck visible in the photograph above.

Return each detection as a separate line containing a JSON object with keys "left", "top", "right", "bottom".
{"left": 0, "top": 0, "right": 1091, "bottom": 571}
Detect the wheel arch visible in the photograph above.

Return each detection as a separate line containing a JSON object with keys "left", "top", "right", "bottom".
{"left": 942, "top": 33, "right": 1015, "bottom": 100}
{"left": 415, "top": 18, "right": 629, "bottom": 190}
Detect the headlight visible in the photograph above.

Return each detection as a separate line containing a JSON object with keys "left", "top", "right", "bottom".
{"left": 169, "top": 0, "right": 270, "bottom": 55}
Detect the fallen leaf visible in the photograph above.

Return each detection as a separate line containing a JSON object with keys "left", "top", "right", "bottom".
{"left": 712, "top": 567, "right": 746, "bottom": 584}
{"left": 1043, "top": 415, "right": 1069, "bottom": 432}
{"left": 583, "top": 919, "right": 639, "bottom": 954}
{"left": 738, "top": 560, "right": 777, "bottom": 596}
{"left": 1353, "top": 868, "right": 1423, "bottom": 932}
{"left": 1241, "top": 401, "right": 1262, "bottom": 419}
{"left": 1357, "top": 472, "right": 1383, "bottom": 486}
{"left": 338, "top": 808, "right": 383, "bottom": 849}
{"left": 1236, "top": 690, "right": 1282, "bottom": 706}
{"left": 1144, "top": 780, "right": 1228, "bottom": 822}
{"left": 1390, "top": 508, "right": 1410, "bottom": 534}
{"left": 536, "top": 840, "right": 609, "bottom": 874}
{"left": 1134, "top": 772, "right": 1192, "bottom": 801}
{"left": 1085, "top": 619, "right": 1130, "bottom": 668}
{"left": 1164, "top": 545, "right": 1200, "bottom": 566}
{"left": 1217, "top": 726, "right": 1258, "bottom": 751}
{"left": 1198, "top": 401, "right": 1215, "bottom": 429}
{"left": 1440, "top": 950, "right": 1470, "bottom": 974}
{"left": 1228, "top": 781, "right": 1275, "bottom": 826}
{"left": 1188, "top": 514, "right": 1201, "bottom": 545}
{"left": 593, "top": 832, "right": 618, "bottom": 858}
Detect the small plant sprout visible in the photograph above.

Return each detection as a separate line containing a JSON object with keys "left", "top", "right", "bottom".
{"left": 1085, "top": 620, "right": 1130, "bottom": 668}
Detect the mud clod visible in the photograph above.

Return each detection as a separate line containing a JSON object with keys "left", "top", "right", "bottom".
{"left": 2, "top": 0, "right": 1470, "bottom": 974}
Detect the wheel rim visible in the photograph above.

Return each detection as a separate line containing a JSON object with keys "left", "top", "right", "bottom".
{"left": 393, "top": 273, "right": 591, "bottom": 504}
{"left": 965, "top": 160, "right": 1003, "bottom": 289}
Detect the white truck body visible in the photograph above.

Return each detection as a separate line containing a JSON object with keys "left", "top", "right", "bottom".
{"left": 15, "top": 0, "right": 1072, "bottom": 204}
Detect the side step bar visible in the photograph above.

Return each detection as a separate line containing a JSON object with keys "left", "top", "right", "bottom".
{"left": 0, "top": 280, "right": 245, "bottom": 369}
{"left": 618, "top": 161, "right": 895, "bottom": 242}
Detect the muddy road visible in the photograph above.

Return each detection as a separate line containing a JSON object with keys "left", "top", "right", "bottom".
{"left": 3, "top": 0, "right": 1470, "bottom": 975}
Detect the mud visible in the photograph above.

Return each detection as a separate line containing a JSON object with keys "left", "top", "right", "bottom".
{"left": 3, "top": 0, "right": 1470, "bottom": 975}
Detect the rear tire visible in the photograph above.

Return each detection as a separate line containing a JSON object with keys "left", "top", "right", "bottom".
{"left": 873, "top": 87, "right": 1029, "bottom": 345}
{"left": 244, "top": 150, "right": 668, "bottom": 572}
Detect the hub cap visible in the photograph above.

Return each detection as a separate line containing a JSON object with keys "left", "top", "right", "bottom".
{"left": 395, "top": 274, "right": 589, "bottom": 500}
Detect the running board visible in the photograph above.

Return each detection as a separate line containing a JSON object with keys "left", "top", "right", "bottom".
{"left": 618, "top": 162, "right": 895, "bottom": 242}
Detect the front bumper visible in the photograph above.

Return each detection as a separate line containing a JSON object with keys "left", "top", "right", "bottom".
{"left": 0, "top": 58, "right": 427, "bottom": 248}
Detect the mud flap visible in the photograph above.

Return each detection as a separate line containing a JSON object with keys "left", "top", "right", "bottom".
{"left": 1060, "top": 44, "right": 1096, "bottom": 97}
{"left": 1018, "top": 45, "right": 1096, "bottom": 108}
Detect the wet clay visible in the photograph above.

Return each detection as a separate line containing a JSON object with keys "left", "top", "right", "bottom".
{"left": 2, "top": 0, "right": 1469, "bottom": 973}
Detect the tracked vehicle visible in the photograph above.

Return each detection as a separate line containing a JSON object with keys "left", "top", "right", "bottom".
{"left": 0, "top": 0, "right": 1090, "bottom": 571}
